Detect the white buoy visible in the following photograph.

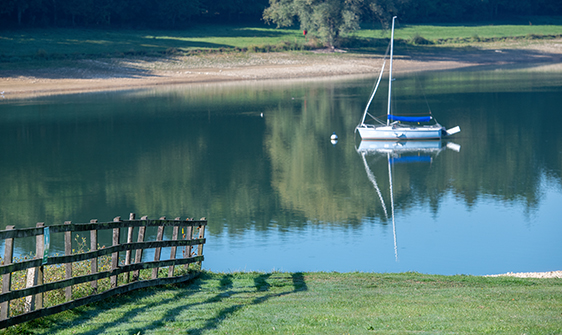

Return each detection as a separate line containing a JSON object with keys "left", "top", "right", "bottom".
{"left": 330, "top": 132, "right": 338, "bottom": 141}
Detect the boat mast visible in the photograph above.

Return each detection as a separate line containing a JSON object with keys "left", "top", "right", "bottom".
{"left": 387, "top": 16, "right": 397, "bottom": 126}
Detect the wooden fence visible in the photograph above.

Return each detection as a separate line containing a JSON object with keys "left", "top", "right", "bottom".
{"left": 0, "top": 214, "right": 206, "bottom": 329}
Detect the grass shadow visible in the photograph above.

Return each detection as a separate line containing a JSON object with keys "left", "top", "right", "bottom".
{"left": 181, "top": 272, "right": 308, "bottom": 335}
{"left": 399, "top": 44, "right": 562, "bottom": 71}
{"left": 348, "top": 40, "right": 562, "bottom": 72}
{"left": 20, "top": 272, "right": 308, "bottom": 334}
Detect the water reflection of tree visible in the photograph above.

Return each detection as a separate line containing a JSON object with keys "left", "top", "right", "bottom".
{"left": 1, "top": 74, "right": 561, "bottom": 236}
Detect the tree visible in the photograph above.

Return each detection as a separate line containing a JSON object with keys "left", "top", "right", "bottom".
{"left": 157, "top": 0, "right": 200, "bottom": 27}
{"left": 2, "top": 0, "right": 43, "bottom": 25}
{"left": 363, "top": 0, "right": 407, "bottom": 27}
{"left": 263, "top": 0, "right": 364, "bottom": 48}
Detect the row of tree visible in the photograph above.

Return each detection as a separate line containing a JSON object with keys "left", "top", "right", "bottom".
{"left": 0, "top": 0, "right": 270, "bottom": 27}
{"left": 1, "top": 0, "right": 561, "bottom": 29}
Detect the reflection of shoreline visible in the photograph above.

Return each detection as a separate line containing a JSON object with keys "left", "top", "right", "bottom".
{"left": 3, "top": 42, "right": 562, "bottom": 99}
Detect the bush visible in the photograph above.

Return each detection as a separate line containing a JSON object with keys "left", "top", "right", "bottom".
{"left": 35, "top": 49, "right": 48, "bottom": 59}
{"left": 526, "top": 33, "right": 542, "bottom": 40}
{"left": 165, "top": 47, "right": 179, "bottom": 55}
{"left": 410, "top": 34, "right": 433, "bottom": 45}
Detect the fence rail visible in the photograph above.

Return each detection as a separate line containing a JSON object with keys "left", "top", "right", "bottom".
{"left": 0, "top": 213, "right": 206, "bottom": 329}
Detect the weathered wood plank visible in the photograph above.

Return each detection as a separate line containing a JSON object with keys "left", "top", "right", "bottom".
{"left": 124, "top": 213, "right": 135, "bottom": 283}
{"left": 152, "top": 218, "right": 165, "bottom": 280}
{"left": 0, "top": 239, "right": 206, "bottom": 275}
{"left": 0, "top": 271, "right": 201, "bottom": 329}
{"left": 0, "top": 256, "right": 204, "bottom": 303}
{"left": 110, "top": 217, "right": 121, "bottom": 289}
{"left": 36, "top": 223, "right": 45, "bottom": 309}
{"left": 0, "top": 225, "right": 15, "bottom": 321}
{"left": 132, "top": 217, "right": 147, "bottom": 282}
{"left": 0, "top": 220, "right": 207, "bottom": 239}
{"left": 168, "top": 223, "right": 179, "bottom": 277}
{"left": 196, "top": 222, "right": 206, "bottom": 267}
{"left": 64, "top": 221, "right": 72, "bottom": 301}
{"left": 90, "top": 219, "right": 98, "bottom": 294}
{"left": 184, "top": 225, "right": 193, "bottom": 270}
{"left": 26, "top": 222, "right": 45, "bottom": 311}
{"left": 0, "top": 215, "right": 207, "bottom": 329}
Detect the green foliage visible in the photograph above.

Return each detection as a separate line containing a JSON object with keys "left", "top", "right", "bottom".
{"left": 1, "top": 0, "right": 561, "bottom": 29}
{"left": 410, "top": 33, "right": 432, "bottom": 45}
{"left": 0, "top": 0, "right": 271, "bottom": 28}
{"left": 264, "top": 0, "right": 365, "bottom": 47}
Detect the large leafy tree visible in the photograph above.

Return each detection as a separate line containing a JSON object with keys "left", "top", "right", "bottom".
{"left": 263, "top": 0, "right": 365, "bottom": 48}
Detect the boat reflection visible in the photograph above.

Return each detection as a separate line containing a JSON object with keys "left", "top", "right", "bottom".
{"left": 357, "top": 139, "right": 461, "bottom": 154}
{"left": 356, "top": 140, "right": 460, "bottom": 260}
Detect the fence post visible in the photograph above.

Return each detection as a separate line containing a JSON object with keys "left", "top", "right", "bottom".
{"left": 152, "top": 217, "right": 165, "bottom": 279}
{"left": 168, "top": 218, "right": 180, "bottom": 277}
{"left": 26, "top": 222, "right": 45, "bottom": 312}
{"left": 124, "top": 213, "right": 135, "bottom": 283}
{"left": 110, "top": 216, "right": 121, "bottom": 288}
{"left": 197, "top": 218, "right": 206, "bottom": 267}
{"left": 35, "top": 222, "right": 45, "bottom": 309}
{"left": 1, "top": 225, "right": 15, "bottom": 321}
{"left": 183, "top": 221, "right": 193, "bottom": 270}
{"left": 90, "top": 219, "right": 98, "bottom": 294}
{"left": 132, "top": 216, "right": 147, "bottom": 282}
{"left": 64, "top": 221, "right": 72, "bottom": 301}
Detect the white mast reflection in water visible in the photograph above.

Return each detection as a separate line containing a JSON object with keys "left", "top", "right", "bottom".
{"left": 357, "top": 140, "right": 461, "bottom": 262}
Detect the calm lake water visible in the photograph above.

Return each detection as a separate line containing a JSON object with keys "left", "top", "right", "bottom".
{"left": 1, "top": 69, "right": 561, "bottom": 275}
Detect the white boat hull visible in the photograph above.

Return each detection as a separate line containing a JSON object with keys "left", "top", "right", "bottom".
{"left": 356, "top": 124, "right": 444, "bottom": 140}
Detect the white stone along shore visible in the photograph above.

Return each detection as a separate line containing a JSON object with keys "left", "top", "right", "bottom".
{"left": 485, "top": 271, "right": 562, "bottom": 278}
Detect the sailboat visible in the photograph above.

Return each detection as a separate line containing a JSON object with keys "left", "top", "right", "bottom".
{"left": 356, "top": 16, "right": 460, "bottom": 140}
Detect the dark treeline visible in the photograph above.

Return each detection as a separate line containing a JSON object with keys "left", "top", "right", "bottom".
{"left": 1, "top": 0, "right": 561, "bottom": 29}
{"left": 0, "top": 0, "right": 270, "bottom": 28}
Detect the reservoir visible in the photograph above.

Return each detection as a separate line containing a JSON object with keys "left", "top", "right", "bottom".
{"left": 1, "top": 69, "right": 561, "bottom": 275}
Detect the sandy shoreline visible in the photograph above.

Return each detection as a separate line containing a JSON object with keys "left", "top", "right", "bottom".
{"left": 2, "top": 39, "right": 562, "bottom": 99}
{"left": 0, "top": 53, "right": 470, "bottom": 99}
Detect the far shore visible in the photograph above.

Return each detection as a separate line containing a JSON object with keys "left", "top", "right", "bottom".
{"left": 1, "top": 39, "right": 561, "bottom": 99}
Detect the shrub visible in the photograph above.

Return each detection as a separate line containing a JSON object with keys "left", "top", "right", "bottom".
{"left": 411, "top": 34, "right": 432, "bottom": 45}
{"left": 165, "top": 47, "right": 179, "bottom": 55}
{"left": 35, "top": 49, "right": 48, "bottom": 59}
{"left": 526, "top": 33, "right": 542, "bottom": 40}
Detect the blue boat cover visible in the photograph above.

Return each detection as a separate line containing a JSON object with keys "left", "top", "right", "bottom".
{"left": 388, "top": 115, "right": 432, "bottom": 122}
{"left": 390, "top": 156, "right": 432, "bottom": 164}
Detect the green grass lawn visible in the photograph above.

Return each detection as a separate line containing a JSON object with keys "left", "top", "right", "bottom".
{"left": 4, "top": 271, "right": 561, "bottom": 334}
{"left": 1, "top": 21, "right": 562, "bottom": 61}
{"left": 0, "top": 25, "right": 304, "bottom": 60}
{"left": 356, "top": 22, "right": 562, "bottom": 41}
